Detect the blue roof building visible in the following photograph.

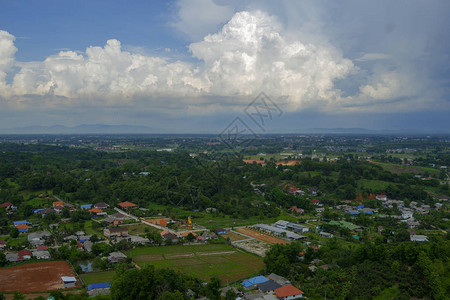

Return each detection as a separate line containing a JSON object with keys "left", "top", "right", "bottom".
{"left": 81, "top": 204, "right": 92, "bottom": 209}
{"left": 14, "top": 220, "right": 32, "bottom": 226}
{"left": 241, "top": 276, "right": 269, "bottom": 287}
{"left": 87, "top": 282, "right": 111, "bottom": 291}
{"left": 356, "top": 205, "right": 364, "bottom": 210}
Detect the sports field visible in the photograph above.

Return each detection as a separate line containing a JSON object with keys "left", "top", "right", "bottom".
{"left": 128, "top": 244, "right": 264, "bottom": 283}
{"left": 0, "top": 261, "right": 80, "bottom": 293}
{"left": 81, "top": 271, "right": 116, "bottom": 285}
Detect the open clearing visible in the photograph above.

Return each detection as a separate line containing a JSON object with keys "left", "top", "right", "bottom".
{"left": 219, "top": 232, "right": 248, "bottom": 241}
{"left": 128, "top": 244, "right": 264, "bottom": 283}
{"left": 236, "top": 228, "right": 290, "bottom": 244}
{"left": 0, "top": 261, "right": 80, "bottom": 293}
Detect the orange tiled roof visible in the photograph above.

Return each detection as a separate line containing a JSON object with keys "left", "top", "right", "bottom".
{"left": 118, "top": 201, "right": 137, "bottom": 208}
{"left": 89, "top": 208, "right": 103, "bottom": 213}
{"left": 275, "top": 284, "right": 304, "bottom": 297}
{"left": 16, "top": 224, "right": 30, "bottom": 229}
{"left": 53, "top": 201, "right": 63, "bottom": 207}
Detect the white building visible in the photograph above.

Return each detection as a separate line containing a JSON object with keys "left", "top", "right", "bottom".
{"left": 410, "top": 235, "right": 428, "bottom": 242}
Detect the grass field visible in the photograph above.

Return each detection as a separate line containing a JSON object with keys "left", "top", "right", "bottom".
{"left": 369, "top": 161, "right": 440, "bottom": 176}
{"left": 127, "top": 244, "right": 264, "bottom": 283}
{"left": 81, "top": 271, "right": 116, "bottom": 285}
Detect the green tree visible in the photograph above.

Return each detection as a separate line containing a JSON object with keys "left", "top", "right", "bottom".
{"left": 10, "top": 226, "right": 19, "bottom": 238}
{"left": 204, "top": 276, "right": 221, "bottom": 300}
{"left": 12, "top": 292, "right": 25, "bottom": 300}
{"left": 0, "top": 252, "right": 6, "bottom": 267}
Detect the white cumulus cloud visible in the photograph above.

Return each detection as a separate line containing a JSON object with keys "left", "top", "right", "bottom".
{"left": 0, "top": 10, "right": 421, "bottom": 114}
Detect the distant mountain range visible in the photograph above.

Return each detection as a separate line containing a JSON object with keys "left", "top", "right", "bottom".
{"left": 0, "top": 124, "right": 447, "bottom": 135}
{"left": 0, "top": 124, "right": 162, "bottom": 134}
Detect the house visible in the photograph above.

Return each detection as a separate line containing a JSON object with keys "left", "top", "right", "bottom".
{"left": 83, "top": 241, "right": 93, "bottom": 252}
{"left": 267, "top": 273, "right": 291, "bottom": 286}
{"left": 411, "top": 235, "right": 428, "bottom": 242}
{"left": 104, "top": 227, "right": 128, "bottom": 238}
{"left": 18, "top": 249, "right": 32, "bottom": 260}
{"left": 87, "top": 282, "right": 111, "bottom": 297}
{"left": 0, "top": 202, "right": 13, "bottom": 209}
{"left": 14, "top": 220, "right": 32, "bottom": 226}
{"left": 28, "top": 231, "right": 51, "bottom": 246}
{"left": 274, "top": 284, "right": 304, "bottom": 299}
{"left": 376, "top": 194, "right": 387, "bottom": 201}
{"left": 94, "top": 202, "right": 110, "bottom": 209}
{"left": 257, "top": 280, "right": 282, "bottom": 293}
{"left": 286, "top": 223, "right": 310, "bottom": 233}
{"left": 401, "top": 210, "right": 414, "bottom": 219}
{"left": 117, "top": 201, "right": 137, "bottom": 209}
{"left": 289, "top": 206, "right": 304, "bottom": 214}
{"left": 215, "top": 228, "right": 227, "bottom": 234}
{"left": 64, "top": 235, "right": 78, "bottom": 242}
{"left": 53, "top": 201, "right": 63, "bottom": 207}
{"left": 32, "top": 250, "right": 51, "bottom": 259}
{"left": 54, "top": 205, "right": 64, "bottom": 213}
{"left": 274, "top": 220, "right": 289, "bottom": 229}
{"left": 319, "top": 232, "right": 333, "bottom": 238}
{"left": 81, "top": 204, "right": 92, "bottom": 210}
{"left": 310, "top": 199, "right": 320, "bottom": 205}
{"left": 160, "top": 230, "right": 178, "bottom": 243}
{"left": 127, "top": 235, "right": 150, "bottom": 244}
{"left": 79, "top": 235, "right": 92, "bottom": 242}
{"left": 108, "top": 251, "right": 127, "bottom": 263}
{"left": 16, "top": 224, "right": 30, "bottom": 233}
{"left": 61, "top": 276, "right": 77, "bottom": 288}
{"left": 111, "top": 212, "right": 127, "bottom": 220}
{"left": 6, "top": 253, "right": 18, "bottom": 262}
{"left": 241, "top": 276, "right": 269, "bottom": 288}
{"left": 89, "top": 208, "right": 106, "bottom": 216}
{"left": 196, "top": 235, "right": 206, "bottom": 242}
{"left": 0, "top": 240, "right": 6, "bottom": 250}
{"left": 308, "top": 188, "right": 319, "bottom": 195}
{"left": 202, "top": 231, "right": 217, "bottom": 240}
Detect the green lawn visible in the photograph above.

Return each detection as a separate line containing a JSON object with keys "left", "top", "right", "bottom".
{"left": 81, "top": 271, "right": 116, "bottom": 285}
{"left": 84, "top": 220, "right": 104, "bottom": 236}
{"left": 127, "top": 224, "right": 160, "bottom": 236}
{"left": 128, "top": 244, "right": 264, "bottom": 283}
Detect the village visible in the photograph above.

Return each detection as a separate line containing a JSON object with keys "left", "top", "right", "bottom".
{"left": 1, "top": 180, "right": 448, "bottom": 299}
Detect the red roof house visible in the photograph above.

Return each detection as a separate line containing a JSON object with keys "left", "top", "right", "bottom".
{"left": 117, "top": 201, "right": 137, "bottom": 208}
{"left": 275, "top": 284, "right": 304, "bottom": 299}
{"left": 18, "top": 249, "right": 32, "bottom": 260}
{"left": 89, "top": 208, "right": 103, "bottom": 214}
{"left": 289, "top": 206, "right": 304, "bottom": 214}
{"left": 311, "top": 199, "right": 320, "bottom": 205}
{"left": 37, "top": 245, "right": 48, "bottom": 250}
{"left": 0, "top": 202, "right": 13, "bottom": 208}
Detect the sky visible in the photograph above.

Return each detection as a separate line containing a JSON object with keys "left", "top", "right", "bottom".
{"left": 0, "top": 0, "right": 449, "bottom": 133}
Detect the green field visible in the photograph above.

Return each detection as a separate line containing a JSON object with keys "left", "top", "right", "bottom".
{"left": 369, "top": 161, "right": 440, "bottom": 176}
{"left": 128, "top": 244, "right": 264, "bottom": 283}
{"left": 81, "top": 271, "right": 116, "bottom": 285}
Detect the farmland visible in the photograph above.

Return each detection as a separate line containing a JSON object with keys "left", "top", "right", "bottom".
{"left": 127, "top": 244, "right": 264, "bottom": 283}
